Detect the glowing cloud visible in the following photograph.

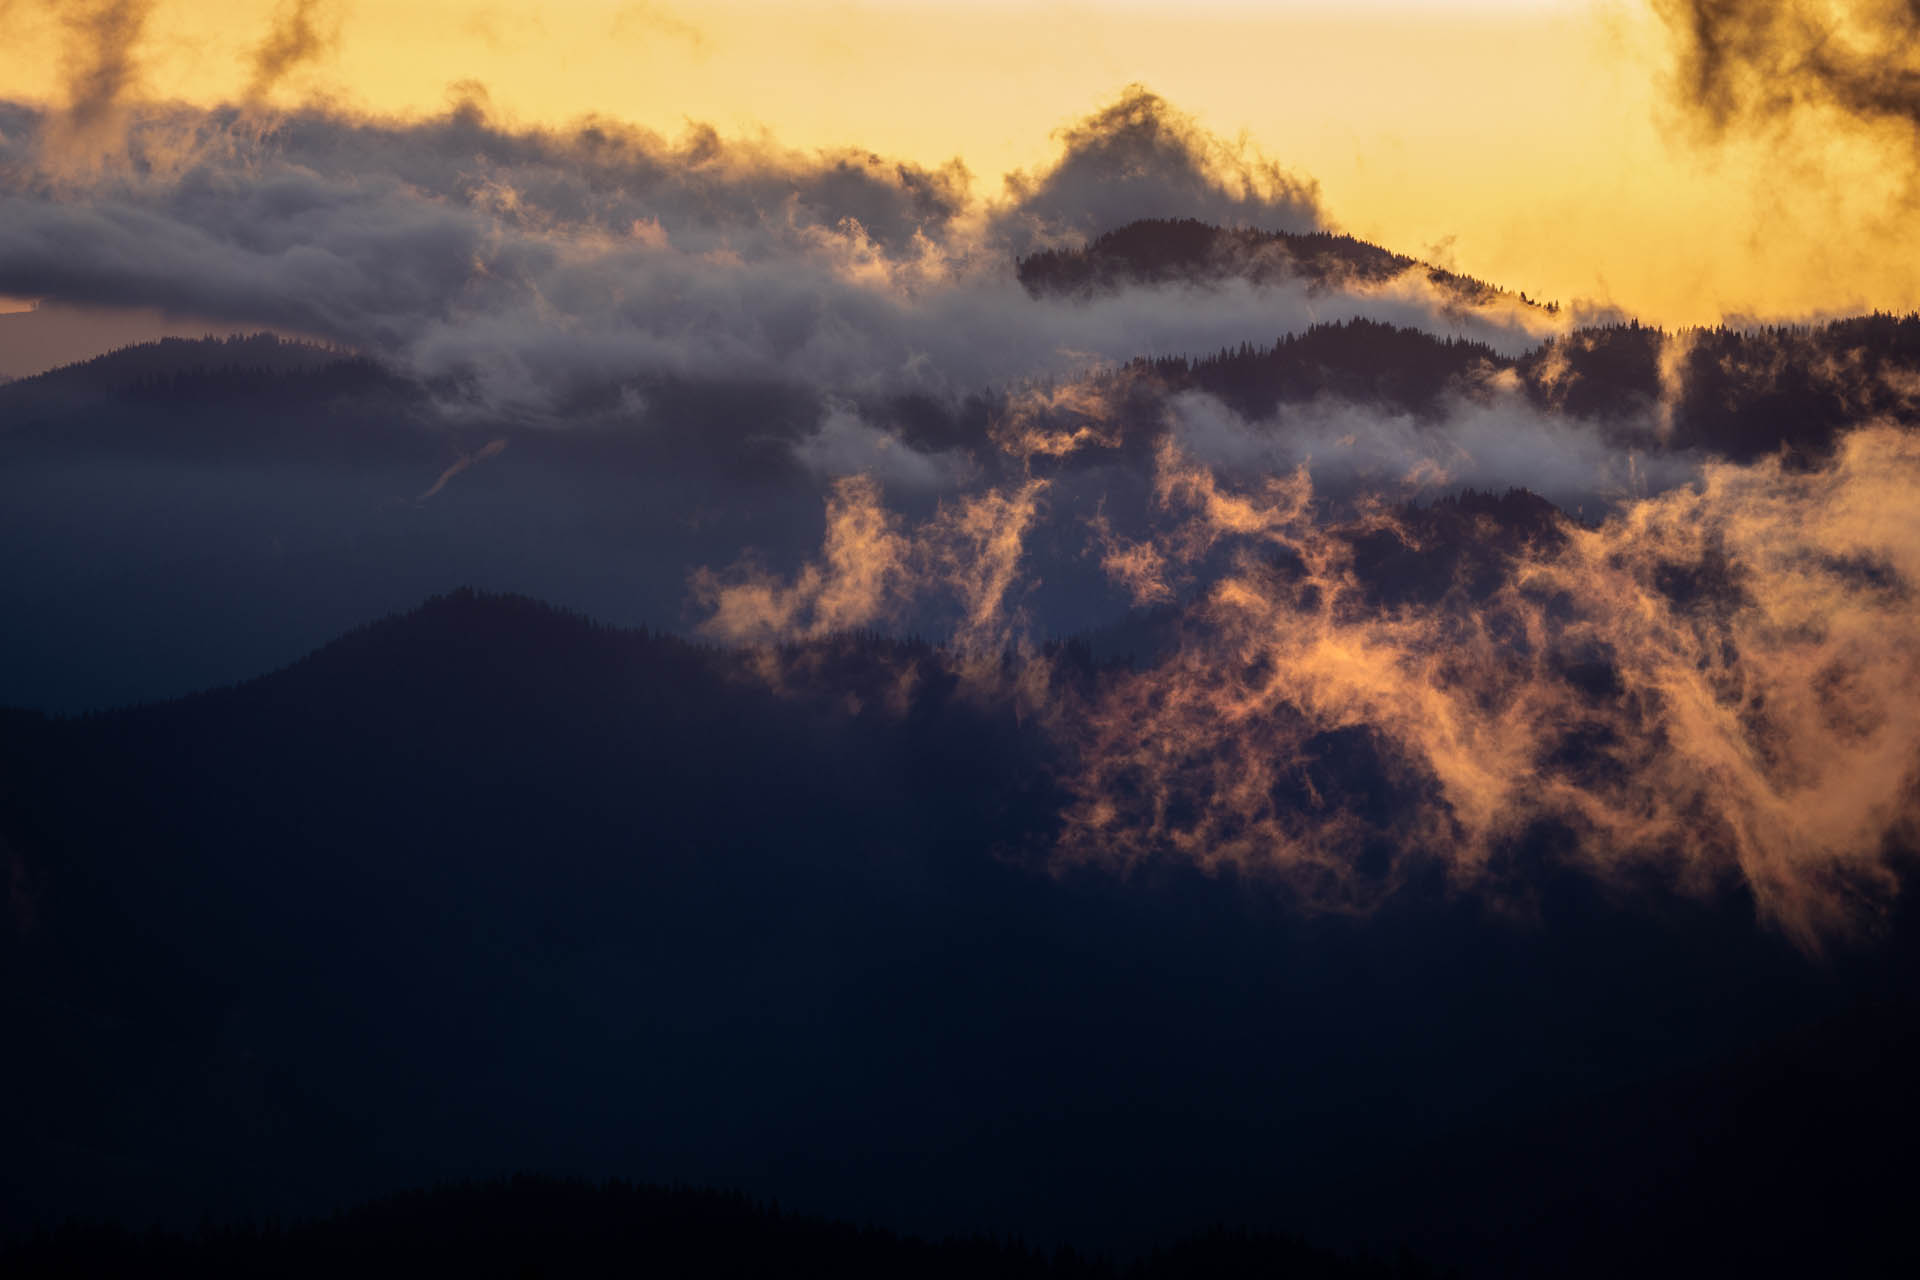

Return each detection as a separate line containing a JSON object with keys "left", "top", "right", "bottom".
{"left": 696, "top": 378, "right": 1920, "bottom": 949}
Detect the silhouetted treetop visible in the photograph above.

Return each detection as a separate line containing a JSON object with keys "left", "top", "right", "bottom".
{"left": 1133, "top": 318, "right": 1505, "bottom": 417}
{"left": 1518, "top": 313, "right": 1920, "bottom": 460}
{"left": 7, "top": 333, "right": 352, "bottom": 392}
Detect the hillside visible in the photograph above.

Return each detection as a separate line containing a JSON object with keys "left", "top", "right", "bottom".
{"left": 4, "top": 589, "right": 1917, "bottom": 1277}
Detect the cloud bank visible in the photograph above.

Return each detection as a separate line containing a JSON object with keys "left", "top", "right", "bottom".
{"left": 692, "top": 369, "right": 1920, "bottom": 949}
{"left": 0, "top": 87, "right": 1553, "bottom": 417}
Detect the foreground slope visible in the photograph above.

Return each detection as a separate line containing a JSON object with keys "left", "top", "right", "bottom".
{"left": 4, "top": 590, "right": 1917, "bottom": 1278}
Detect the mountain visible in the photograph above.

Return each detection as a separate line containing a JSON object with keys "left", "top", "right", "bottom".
{"left": 1018, "top": 220, "right": 1920, "bottom": 462}
{"left": 4, "top": 589, "right": 1917, "bottom": 1278}
{"left": 1129, "top": 318, "right": 1507, "bottom": 418}
{"left": 9, "top": 302, "right": 1917, "bottom": 475}
{"left": 1016, "top": 218, "right": 1539, "bottom": 311}
{"left": 1125, "top": 311, "right": 1920, "bottom": 462}
{"left": 5, "top": 333, "right": 351, "bottom": 388}
{"left": 0, "top": 333, "right": 393, "bottom": 420}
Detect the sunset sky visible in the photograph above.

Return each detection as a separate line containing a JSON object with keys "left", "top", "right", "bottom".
{"left": 1, "top": 0, "right": 1914, "bottom": 338}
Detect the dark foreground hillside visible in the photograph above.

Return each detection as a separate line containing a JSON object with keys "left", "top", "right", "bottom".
{"left": 0, "top": 1176, "right": 1446, "bottom": 1280}
{"left": 4, "top": 590, "right": 1918, "bottom": 1278}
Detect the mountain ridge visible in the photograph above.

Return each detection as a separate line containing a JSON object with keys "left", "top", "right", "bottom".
{"left": 1017, "top": 218, "right": 1550, "bottom": 311}
{"left": 3, "top": 585, "right": 1915, "bottom": 1277}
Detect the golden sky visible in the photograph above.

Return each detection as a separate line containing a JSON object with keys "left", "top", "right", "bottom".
{"left": 2, "top": 0, "right": 1914, "bottom": 328}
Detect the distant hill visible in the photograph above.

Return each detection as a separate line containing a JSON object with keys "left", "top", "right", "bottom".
{"left": 0, "top": 1174, "right": 1433, "bottom": 1280}
{"left": 0, "top": 332, "right": 428, "bottom": 463}
{"left": 0, "top": 333, "right": 410, "bottom": 441}
{"left": 1109, "top": 312, "right": 1920, "bottom": 463}
{"left": 1014, "top": 221, "right": 1920, "bottom": 462}
{"left": 1, "top": 333, "right": 362, "bottom": 396}
{"left": 1517, "top": 314, "right": 1920, "bottom": 460}
{"left": 9, "top": 310, "right": 1920, "bottom": 472}
{"left": 1130, "top": 318, "right": 1506, "bottom": 418}
{"left": 1016, "top": 218, "right": 1547, "bottom": 311}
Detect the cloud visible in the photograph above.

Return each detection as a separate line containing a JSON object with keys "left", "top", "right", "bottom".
{"left": 1654, "top": 0, "right": 1920, "bottom": 143}
{"left": 1650, "top": 0, "right": 1920, "bottom": 234}
{"left": 1210, "top": 427, "right": 1898, "bottom": 947}
{"left": 692, "top": 473, "right": 914, "bottom": 645}
{"left": 0, "top": 94, "right": 1544, "bottom": 419}
{"left": 1164, "top": 385, "right": 1703, "bottom": 509}
{"left": 694, "top": 362, "right": 1920, "bottom": 949}
{"left": 611, "top": 2, "right": 705, "bottom": 52}
{"left": 792, "top": 404, "right": 978, "bottom": 491}
{"left": 416, "top": 436, "right": 507, "bottom": 502}
{"left": 43, "top": 0, "right": 154, "bottom": 167}
{"left": 995, "top": 85, "right": 1325, "bottom": 255}
{"left": 692, "top": 463, "right": 1049, "bottom": 662}
{"left": 245, "top": 0, "right": 345, "bottom": 105}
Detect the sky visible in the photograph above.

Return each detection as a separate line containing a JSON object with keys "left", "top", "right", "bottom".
{"left": 1, "top": 0, "right": 1917, "bottom": 363}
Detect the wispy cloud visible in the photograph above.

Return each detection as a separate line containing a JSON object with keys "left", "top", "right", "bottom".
{"left": 244, "top": 0, "right": 346, "bottom": 106}
{"left": 693, "top": 364, "right": 1920, "bottom": 950}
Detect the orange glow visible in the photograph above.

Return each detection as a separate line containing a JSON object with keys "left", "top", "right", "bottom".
{"left": 693, "top": 359, "right": 1920, "bottom": 950}
{"left": 3, "top": 2, "right": 1917, "bottom": 327}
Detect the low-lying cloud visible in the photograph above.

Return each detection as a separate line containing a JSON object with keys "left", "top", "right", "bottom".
{"left": 44, "top": 0, "right": 154, "bottom": 167}
{"left": 0, "top": 88, "right": 1552, "bottom": 418}
{"left": 695, "top": 400, "right": 1920, "bottom": 950}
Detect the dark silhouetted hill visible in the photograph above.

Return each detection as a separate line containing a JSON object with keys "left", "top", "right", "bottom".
{"left": 0, "top": 333, "right": 397, "bottom": 412}
{"left": 0, "top": 333, "right": 425, "bottom": 461}
{"left": 1133, "top": 319, "right": 1505, "bottom": 417}
{"left": 11, "top": 313, "right": 1920, "bottom": 483}
{"left": 4, "top": 589, "right": 1918, "bottom": 1278}
{"left": 0, "top": 1175, "right": 1445, "bottom": 1280}
{"left": 1016, "top": 219, "right": 1539, "bottom": 311}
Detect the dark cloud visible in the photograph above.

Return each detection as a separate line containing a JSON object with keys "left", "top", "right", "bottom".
{"left": 245, "top": 0, "right": 345, "bottom": 104}
{"left": 995, "top": 85, "right": 1324, "bottom": 255}
{"left": 49, "top": 0, "right": 154, "bottom": 158}
{"left": 0, "top": 94, "right": 1543, "bottom": 418}
{"left": 1655, "top": 0, "right": 1920, "bottom": 138}
{"left": 253, "top": 95, "right": 972, "bottom": 259}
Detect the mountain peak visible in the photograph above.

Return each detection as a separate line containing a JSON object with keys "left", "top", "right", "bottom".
{"left": 1016, "top": 217, "right": 1549, "bottom": 311}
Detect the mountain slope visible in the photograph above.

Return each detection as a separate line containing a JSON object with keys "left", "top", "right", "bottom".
{"left": 4, "top": 590, "right": 1917, "bottom": 1277}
